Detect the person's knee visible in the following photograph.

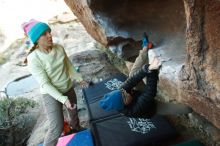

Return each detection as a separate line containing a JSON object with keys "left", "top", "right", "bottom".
{"left": 48, "top": 119, "right": 64, "bottom": 136}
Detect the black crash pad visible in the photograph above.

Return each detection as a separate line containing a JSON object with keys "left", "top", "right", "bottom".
{"left": 82, "top": 73, "right": 127, "bottom": 104}
{"left": 91, "top": 115, "right": 177, "bottom": 146}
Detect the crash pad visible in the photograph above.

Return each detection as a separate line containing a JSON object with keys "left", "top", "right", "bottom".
{"left": 91, "top": 115, "right": 177, "bottom": 146}
{"left": 82, "top": 73, "right": 127, "bottom": 104}
{"left": 38, "top": 130, "right": 94, "bottom": 146}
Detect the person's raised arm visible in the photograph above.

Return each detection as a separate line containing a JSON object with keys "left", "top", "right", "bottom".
{"left": 121, "top": 57, "right": 161, "bottom": 118}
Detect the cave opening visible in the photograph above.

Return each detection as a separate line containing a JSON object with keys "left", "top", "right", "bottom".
{"left": 90, "top": 0, "right": 186, "bottom": 64}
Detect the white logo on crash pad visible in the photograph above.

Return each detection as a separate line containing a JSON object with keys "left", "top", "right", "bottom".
{"left": 105, "top": 79, "right": 123, "bottom": 90}
{"left": 127, "top": 118, "right": 156, "bottom": 134}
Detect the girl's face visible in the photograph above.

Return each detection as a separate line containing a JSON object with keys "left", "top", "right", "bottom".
{"left": 37, "top": 29, "right": 53, "bottom": 49}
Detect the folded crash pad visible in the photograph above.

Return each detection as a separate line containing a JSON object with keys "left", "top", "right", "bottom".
{"left": 91, "top": 115, "right": 176, "bottom": 146}
{"left": 38, "top": 130, "right": 94, "bottom": 146}
{"left": 82, "top": 73, "right": 127, "bottom": 104}
{"left": 56, "top": 129, "right": 94, "bottom": 146}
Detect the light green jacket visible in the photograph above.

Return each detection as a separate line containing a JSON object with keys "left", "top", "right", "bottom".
{"left": 27, "top": 44, "right": 82, "bottom": 104}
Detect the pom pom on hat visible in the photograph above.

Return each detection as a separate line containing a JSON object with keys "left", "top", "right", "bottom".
{"left": 22, "top": 19, "right": 51, "bottom": 44}
{"left": 99, "top": 90, "right": 124, "bottom": 111}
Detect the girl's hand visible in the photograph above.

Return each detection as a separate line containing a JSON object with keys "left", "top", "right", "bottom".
{"left": 64, "top": 99, "right": 76, "bottom": 110}
{"left": 80, "top": 80, "right": 89, "bottom": 88}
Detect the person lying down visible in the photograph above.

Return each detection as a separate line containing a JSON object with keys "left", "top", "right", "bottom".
{"left": 99, "top": 56, "right": 192, "bottom": 118}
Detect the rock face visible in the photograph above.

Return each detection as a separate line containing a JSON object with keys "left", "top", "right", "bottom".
{"left": 65, "top": 0, "right": 220, "bottom": 129}
{"left": 180, "top": 0, "right": 220, "bottom": 129}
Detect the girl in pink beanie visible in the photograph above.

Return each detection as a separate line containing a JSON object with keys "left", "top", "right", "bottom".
{"left": 22, "top": 19, "right": 88, "bottom": 146}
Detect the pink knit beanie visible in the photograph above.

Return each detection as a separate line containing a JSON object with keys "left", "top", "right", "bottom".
{"left": 22, "top": 19, "right": 50, "bottom": 44}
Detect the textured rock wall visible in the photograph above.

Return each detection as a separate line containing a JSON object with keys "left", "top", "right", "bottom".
{"left": 65, "top": 0, "right": 220, "bottom": 129}
{"left": 180, "top": 0, "right": 220, "bottom": 128}
{"left": 64, "top": 0, "right": 108, "bottom": 45}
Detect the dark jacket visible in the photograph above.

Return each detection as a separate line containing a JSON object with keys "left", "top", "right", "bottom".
{"left": 120, "top": 64, "right": 159, "bottom": 118}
